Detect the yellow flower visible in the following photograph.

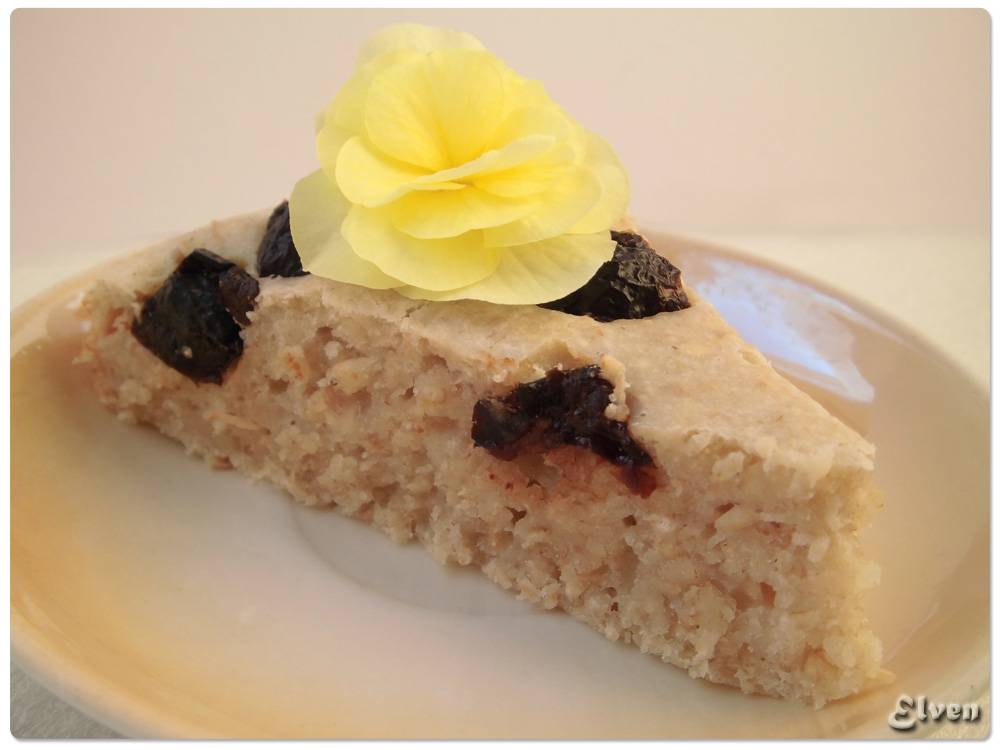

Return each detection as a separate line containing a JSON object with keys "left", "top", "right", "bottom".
{"left": 289, "top": 23, "right": 629, "bottom": 304}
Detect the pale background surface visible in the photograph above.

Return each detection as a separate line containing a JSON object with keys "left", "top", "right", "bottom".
{"left": 10, "top": 8, "right": 989, "bottom": 737}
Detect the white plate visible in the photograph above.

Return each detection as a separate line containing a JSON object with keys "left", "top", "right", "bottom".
{"left": 12, "top": 232, "right": 989, "bottom": 738}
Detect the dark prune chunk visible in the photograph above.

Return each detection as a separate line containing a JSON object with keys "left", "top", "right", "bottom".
{"left": 257, "top": 201, "right": 307, "bottom": 278}
{"left": 219, "top": 265, "right": 260, "bottom": 325}
{"left": 472, "top": 399, "right": 534, "bottom": 459}
{"left": 472, "top": 366, "right": 656, "bottom": 496}
{"left": 176, "top": 247, "right": 233, "bottom": 275}
{"left": 132, "top": 249, "right": 259, "bottom": 384}
{"left": 539, "top": 231, "right": 690, "bottom": 322}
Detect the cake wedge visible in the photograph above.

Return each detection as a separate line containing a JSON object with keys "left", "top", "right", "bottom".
{"left": 77, "top": 208, "right": 884, "bottom": 707}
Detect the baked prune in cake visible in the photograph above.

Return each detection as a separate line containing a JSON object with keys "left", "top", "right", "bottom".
{"left": 540, "top": 231, "right": 690, "bottom": 322}
{"left": 471, "top": 366, "right": 655, "bottom": 494}
{"left": 257, "top": 201, "right": 307, "bottom": 278}
{"left": 219, "top": 265, "right": 260, "bottom": 326}
{"left": 132, "top": 249, "right": 259, "bottom": 384}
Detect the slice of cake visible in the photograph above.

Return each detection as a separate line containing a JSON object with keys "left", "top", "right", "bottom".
{"left": 75, "top": 23, "right": 884, "bottom": 707}
{"left": 78, "top": 208, "right": 883, "bottom": 707}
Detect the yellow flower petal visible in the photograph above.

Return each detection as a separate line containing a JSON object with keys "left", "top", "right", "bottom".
{"left": 397, "top": 232, "right": 615, "bottom": 304}
{"left": 364, "top": 49, "right": 506, "bottom": 171}
{"left": 362, "top": 63, "right": 446, "bottom": 171}
{"left": 357, "top": 23, "right": 484, "bottom": 66}
{"left": 425, "top": 50, "right": 508, "bottom": 167}
{"left": 472, "top": 141, "right": 576, "bottom": 198}
{"left": 336, "top": 133, "right": 556, "bottom": 208}
{"left": 334, "top": 136, "right": 430, "bottom": 207}
{"left": 487, "top": 104, "right": 574, "bottom": 151}
{"left": 482, "top": 164, "right": 601, "bottom": 247}
{"left": 326, "top": 50, "right": 419, "bottom": 135}
{"left": 342, "top": 205, "right": 500, "bottom": 291}
{"left": 289, "top": 171, "right": 404, "bottom": 289}
{"left": 413, "top": 135, "right": 557, "bottom": 187}
{"left": 389, "top": 187, "right": 536, "bottom": 239}
{"left": 316, "top": 124, "right": 352, "bottom": 184}
{"left": 570, "top": 131, "right": 630, "bottom": 234}
{"left": 499, "top": 70, "right": 552, "bottom": 117}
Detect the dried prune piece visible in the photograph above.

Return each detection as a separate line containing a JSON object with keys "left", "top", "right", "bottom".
{"left": 539, "top": 231, "right": 690, "bottom": 322}
{"left": 132, "top": 249, "right": 258, "bottom": 384}
{"left": 175, "top": 247, "right": 232, "bottom": 275}
{"left": 257, "top": 200, "right": 307, "bottom": 278}
{"left": 219, "top": 265, "right": 260, "bottom": 325}
{"left": 472, "top": 366, "right": 656, "bottom": 496}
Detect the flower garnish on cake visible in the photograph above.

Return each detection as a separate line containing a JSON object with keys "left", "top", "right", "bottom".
{"left": 289, "top": 23, "right": 628, "bottom": 304}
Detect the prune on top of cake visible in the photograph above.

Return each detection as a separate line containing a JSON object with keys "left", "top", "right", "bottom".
{"left": 471, "top": 365, "right": 656, "bottom": 495}
{"left": 257, "top": 201, "right": 308, "bottom": 278}
{"left": 132, "top": 249, "right": 259, "bottom": 384}
{"left": 539, "top": 231, "right": 690, "bottom": 322}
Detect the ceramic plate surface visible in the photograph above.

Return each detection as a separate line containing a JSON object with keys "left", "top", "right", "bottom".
{"left": 12, "top": 231, "right": 989, "bottom": 738}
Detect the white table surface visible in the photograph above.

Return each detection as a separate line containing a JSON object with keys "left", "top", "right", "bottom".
{"left": 10, "top": 9, "right": 988, "bottom": 737}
